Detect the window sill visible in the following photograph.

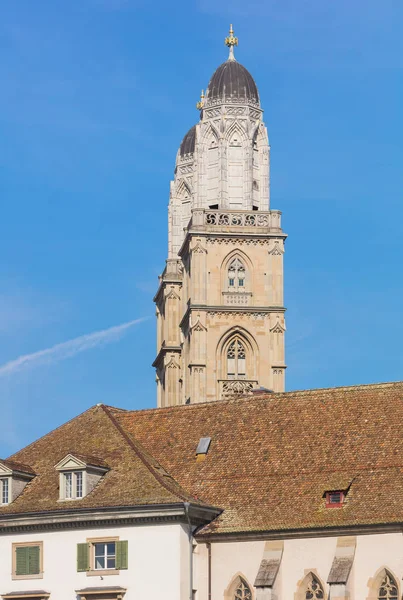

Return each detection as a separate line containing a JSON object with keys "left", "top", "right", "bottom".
{"left": 87, "top": 569, "right": 120, "bottom": 577}
{"left": 12, "top": 573, "right": 43, "bottom": 581}
{"left": 58, "top": 497, "right": 85, "bottom": 502}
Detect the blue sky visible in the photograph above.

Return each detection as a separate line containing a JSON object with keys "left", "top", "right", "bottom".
{"left": 0, "top": 0, "right": 402, "bottom": 456}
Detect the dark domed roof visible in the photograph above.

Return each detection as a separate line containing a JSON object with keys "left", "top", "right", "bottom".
{"left": 205, "top": 60, "right": 259, "bottom": 105}
{"left": 179, "top": 125, "right": 196, "bottom": 156}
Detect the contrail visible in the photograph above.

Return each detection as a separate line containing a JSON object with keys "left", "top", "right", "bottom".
{"left": 0, "top": 317, "right": 148, "bottom": 378}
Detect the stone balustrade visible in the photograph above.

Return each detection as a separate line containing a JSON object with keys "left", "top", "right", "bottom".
{"left": 190, "top": 208, "right": 282, "bottom": 231}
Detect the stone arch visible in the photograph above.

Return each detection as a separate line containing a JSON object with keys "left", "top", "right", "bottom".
{"left": 224, "top": 573, "right": 254, "bottom": 600}
{"left": 367, "top": 567, "right": 399, "bottom": 599}
{"left": 221, "top": 249, "right": 253, "bottom": 295}
{"left": 202, "top": 124, "right": 220, "bottom": 205}
{"left": 216, "top": 326, "right": 259, "bottom": 383}
{"left": 295, "top": 571, "right": 326, "bottom": 600}
{"left": 225, "top": 121, "right": 247, "bottom": 208}
{"left": 176, "top": 179, "right": 192, "bottom": 200}
{"left": 225, "top": 120, "right": 247, "bottom": 144}
{"left": 202, "top": 121, "right": 220, "bottom": 144}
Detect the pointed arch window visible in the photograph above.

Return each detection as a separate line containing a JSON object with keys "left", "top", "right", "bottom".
{"left": 228, "top": 258, "right": 246, "bottom": 290}
{"left": 234, "top": 578, "right": 252, "bottom": 600}
{"left": 378, "top": 572, "right": 398, "bottom": 599}
{"left": 227, "top": 338, "right": 246, "bottom": 380}
{"left": 305, "top": 575, "right": 324, "bottom": 599}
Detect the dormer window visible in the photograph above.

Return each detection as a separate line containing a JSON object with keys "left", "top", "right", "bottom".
{"left": 64, "top": 471, "right": 83, "bottom": 500}
{"left": 325, "top": 490, "right": 345, "bottom": 508}
{"left": 0, "top": 459, "right": 35, "bottom": 505}
{"left": 55, "top": 454, "right": 108, "bottom": 501}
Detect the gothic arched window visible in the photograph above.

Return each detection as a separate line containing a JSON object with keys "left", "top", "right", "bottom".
{"left": 378, "top": 572, "right": 398, "bottom": 599}
{"left": 234, "top": 578, "right": 252, "bottom": 600}
{"left": 228, "top": 258, "right": 246, "bottom": 290}
{"left": 227, "top": 338, "right": 246, "bottom": 380}
{"left": 305, "top": 575, "right": 324, "bottom": 599}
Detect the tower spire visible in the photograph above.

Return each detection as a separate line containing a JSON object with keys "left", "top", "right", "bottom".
{"left": 225, "top": 24, "right": 238, "bottom": 61}
{"left": 196, "top": 89, "right": 205, "bottom": 110}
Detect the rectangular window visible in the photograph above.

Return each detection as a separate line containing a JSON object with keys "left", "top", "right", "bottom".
{"left": 65, "top": 472, "right": 72, "bottom": 499}
{"left": 325, "top": 491, "right": 345, "bottom": 507}
{"left": 12, "top": 542, "right": 43, "bottom": 580}
{"left": 94, "top": 542, "right": 116, "bottom": 570}
{"left": 81, "top": 538, "right": 128, "bottom": 575}
{"left": 238, "top": 278, "right": 244, "bottom": 287}
{"left": 1, "top": 478, "right": 9, "bottom": 504}
{"left": 229, "top": 278, "right": 235, "bottom": 287}
{"left": 76, "top": 471, "right": 83, "bottom": 498}
{"left": 63, "top": 471, "right": 84, "bottom": 500}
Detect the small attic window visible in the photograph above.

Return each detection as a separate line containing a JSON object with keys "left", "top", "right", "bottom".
{"left": 196, "top": 437, "right": 211, "bottom": 462}
{"left": 1, "top": 477, "right": 9, "bottom": 504}
{"left": 55, "top": 454, "right": 108, "bottom": 501}
{"left": 0, "top": 460, "right": 35, "bottom": 505}
{"left": 325, "top": 491, "right": 345, "bottom": 508}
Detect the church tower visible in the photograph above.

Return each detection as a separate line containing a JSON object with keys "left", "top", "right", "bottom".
{"left": 154, "top": 27, "right": 286, "bottom": 407}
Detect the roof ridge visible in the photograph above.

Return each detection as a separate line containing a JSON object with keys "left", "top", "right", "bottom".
{"left": 100, "top": 405, "right": 202, "bottom": 505}
{"left": 109, "top": 379, "right": 403, "bottom": 417}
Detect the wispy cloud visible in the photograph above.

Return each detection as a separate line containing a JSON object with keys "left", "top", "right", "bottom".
{"left": 0, "top": 318, "right": 148, "bottom": 378}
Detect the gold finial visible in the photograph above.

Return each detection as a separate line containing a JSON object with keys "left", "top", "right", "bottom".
{"left": 225, "top": 24, "right": 238, "bottom": 60}
{"left": 196, "top": 89, "right": 205, "bottom": 110}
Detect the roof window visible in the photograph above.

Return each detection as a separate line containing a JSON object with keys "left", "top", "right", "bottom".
{"left": 325, "top": 490, "right": 345, "bottom": 508}
{"left": 196, "top": 437, "right": 211, "bottom": 462}
{"left": 55, "top": 454, "right": 108, "bottom": 501}
{"left": 0, "top": 459, "right": 35, "bottom": 506}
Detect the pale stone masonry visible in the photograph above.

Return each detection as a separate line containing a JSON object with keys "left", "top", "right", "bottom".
{"left": 154, "top": 35, "right": 287, "bottom": 406}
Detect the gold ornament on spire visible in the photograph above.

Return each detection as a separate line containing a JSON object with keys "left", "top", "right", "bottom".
{"left": 196, "top": 89, "right": 205, "bottom": 110}
{"left": 225, "top": 24, "right": 238, "bottom": 60}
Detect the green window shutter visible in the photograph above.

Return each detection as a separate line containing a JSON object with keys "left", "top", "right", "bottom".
{"left": 77, "top": 543, "right": 89, "bottom": 572}
{"left": 28, "top": 545, "right": 40, "bottom": 575}
{"left": 15, "top": 547, "right": 29, "bottom": 576}
{"left": 116, "top": 540, "right": 128, "bottom": 570}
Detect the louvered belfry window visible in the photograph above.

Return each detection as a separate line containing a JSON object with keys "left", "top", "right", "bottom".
{"left": 234, "top": 579, "right": 252, "bottom": 600}
{"left": 378, "top": 572, "right": 399, "bottom": 599}
{"left": 227, "top": 339, "right": 246, "bottom": 379}
{"left": 228, "top": 258, "right": 246, "bottom": 290}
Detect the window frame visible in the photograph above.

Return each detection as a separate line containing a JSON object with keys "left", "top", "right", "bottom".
{"left": 12, "top": 541, "right": 43, "bottom": 580}
{"left": 227, "top": 338, "right": 247, "bottom": 380}
{"left": 0, "top": 476, "right": 10, "bottom": 505}
{"left": 227, "top": 258, "right": 246, "bottom": 292}
{"left": 325, "top": 490, "right": 345, "bottom": 508}
{"left": 86, "top": 536, "right": 119, "bottom": 577}
{"left": 61, "top": 470, "right": 85, "bottom": 500}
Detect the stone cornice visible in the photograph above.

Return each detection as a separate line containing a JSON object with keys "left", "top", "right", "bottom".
{"left": 179, "top": 305, "right": 286, "bottom": 329}
{"left": 196, "top": 522, "right": 403, "bottom": 543}
{"left": 152, "top": 345, "right": 182, "bottom": 368}
{"left": 0, "top": 503, "right": 221, "bottom": 535}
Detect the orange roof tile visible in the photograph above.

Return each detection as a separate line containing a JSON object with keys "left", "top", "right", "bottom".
{"left": 3, "top": 381, "right": 403, "bottom": 537}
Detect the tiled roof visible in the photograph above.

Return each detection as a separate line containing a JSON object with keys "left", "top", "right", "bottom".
{"left": 0, "top": 459, "right": 36, "bottom": 475}
{"left": 3, "top": 381, "right": 403, "bottom": 537}
{"left": 0, "top": 404, "right": 201, "bottom": 518}
{"left": 111, "top": 381, "right": 403, "bottom": 536}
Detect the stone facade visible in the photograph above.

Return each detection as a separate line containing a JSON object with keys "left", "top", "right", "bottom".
{"left": 154, "top": 51, "right": 287, "bottom": 407}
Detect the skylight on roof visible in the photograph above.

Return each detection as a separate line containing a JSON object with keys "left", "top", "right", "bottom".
{"left": 196, "top": 437, "right": 211, "bottom": 458}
